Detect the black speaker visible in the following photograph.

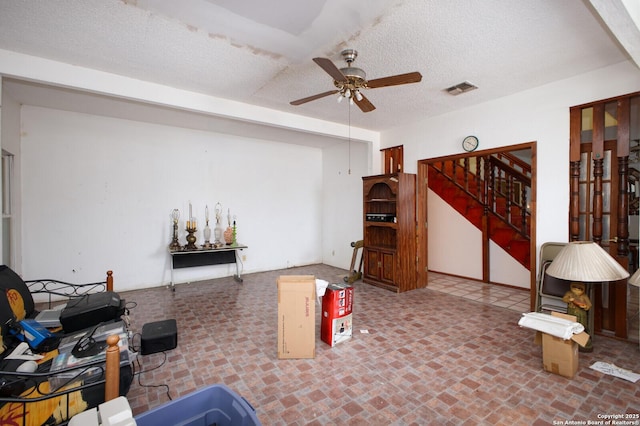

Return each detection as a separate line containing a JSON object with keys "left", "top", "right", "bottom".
{"left": 60, "top": 291, "right": 125, "bottom": 333}
{"left": 141, "top": 319, "right": 178, "bottom": 355}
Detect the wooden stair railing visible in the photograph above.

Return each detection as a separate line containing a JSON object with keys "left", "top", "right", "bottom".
{"left": 431, "top": 157, "right": 486, "bottom": 205}
{"left": 429, "top": 153, "right": 531, "bottom": 267}
{"left": 431, "top": 154, "right": 531, "bottom": 237}
{"left": 488, "top": 156, "right": 531, "bottom": 239}
{"left": 493, "top": 151, "right": 532, "bottom": 179}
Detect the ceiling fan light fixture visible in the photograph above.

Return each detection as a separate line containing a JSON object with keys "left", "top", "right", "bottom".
{"left": 340, "top": 67, "right": 366, "bottom": 82}
{"left": 290, "top": 49, "right": 420, "bottom": 114}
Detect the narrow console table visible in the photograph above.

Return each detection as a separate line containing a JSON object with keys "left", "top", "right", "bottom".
{"left": 168, "top": 244, "right": 247, "bottom": 290}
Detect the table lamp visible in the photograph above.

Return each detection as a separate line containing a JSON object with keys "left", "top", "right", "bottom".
{"left": 545, "top": 241, "right": 630, "bottom": 351}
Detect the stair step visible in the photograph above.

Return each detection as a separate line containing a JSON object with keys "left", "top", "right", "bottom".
{"left": 464, "top": 209, "right": 483, "bottom": 228}
{"left": 451, "top": 196, "right": 470, "bottom": 212}
{"left": 491, "top": 228, "right": 514, "bottom": 246}
{"left": 510, "top": 240, "right": 530, "bottom": 267}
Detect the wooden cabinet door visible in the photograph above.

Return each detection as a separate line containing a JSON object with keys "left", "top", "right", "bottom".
{"left": 364, "top": 248, "right": 379, "bottom": 281}
{"left": 379, "top": 250, "right": 396, "bottom": 284}
{"left": 364, "top": 248, "right": 396, "bottom": 285}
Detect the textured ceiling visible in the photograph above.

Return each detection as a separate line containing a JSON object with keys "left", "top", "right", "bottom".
{"left": 0, "top": 0, "right": 637, "bottom": 132}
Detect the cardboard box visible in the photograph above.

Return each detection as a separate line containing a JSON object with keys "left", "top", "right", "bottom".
{"left": 539, "top": 312, "right": 590, "bottom": 378}
{"left": 277, "top": 275, "right": 316, "bottom": 359}
{"left": 321, "top": 283, "right": 354, "bottom": 347}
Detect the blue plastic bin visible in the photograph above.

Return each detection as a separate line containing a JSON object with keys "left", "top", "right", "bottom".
{"left": 134, "top": 384, "right": 261, "bottom": 426}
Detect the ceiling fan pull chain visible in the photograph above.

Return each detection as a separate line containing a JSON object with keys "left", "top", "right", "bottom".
{"left": 348, "top": 102, "right": 352, "bottom": 175}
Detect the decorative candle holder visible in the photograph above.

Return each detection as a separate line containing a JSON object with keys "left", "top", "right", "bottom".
{"left": 202, "top": 204, "right": 212, "bottom": 248}
{"left": 214, "top": 202, "right": 223, "bottom": 247}
{"left": 169, "top": 209, "right": 182, "bottom": 251}
{"left": 203, "top": 223, "right": 212, "bottom": 249}
{"left": 185, "top": 221, "right": 197, "bottom": 250}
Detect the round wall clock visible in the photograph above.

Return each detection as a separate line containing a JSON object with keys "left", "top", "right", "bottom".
{"left": 462, "top": 135, "right": 479, "bottom": 152}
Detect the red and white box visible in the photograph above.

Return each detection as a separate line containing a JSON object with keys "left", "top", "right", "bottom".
{"left": 321, "top": 283, "right": 354, "bottom": 346}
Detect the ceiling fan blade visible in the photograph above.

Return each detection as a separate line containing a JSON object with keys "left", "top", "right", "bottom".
{"left": 313, "top": 57, "right": 347, "bottom": 82}
{"left": 366, "top": 71, "right": 422, "bottom": 89}
{"left": 354, "top": 93, "right": 376, "bottom": 113}
{"left": 290, "top": 90, "right": 339, "bottom": 106}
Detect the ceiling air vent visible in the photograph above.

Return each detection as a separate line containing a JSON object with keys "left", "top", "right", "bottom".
{"left": 445, "top": 81, "right": 478, "bottom": 96}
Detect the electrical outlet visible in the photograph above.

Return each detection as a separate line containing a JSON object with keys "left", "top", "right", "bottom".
{"left": 242, "top": 255, "right": 247, "bottom": 261}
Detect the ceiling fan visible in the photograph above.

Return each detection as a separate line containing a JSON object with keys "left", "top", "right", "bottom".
{"left": 290, "top": 49, "right": 422, "bottom": 113}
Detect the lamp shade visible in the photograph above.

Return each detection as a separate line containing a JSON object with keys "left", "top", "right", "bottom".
{"left": 629, "top": 268, "right": 640, "bottom": 287}
{"left": 545, "top": 241, "right": 630, "bottom": 282}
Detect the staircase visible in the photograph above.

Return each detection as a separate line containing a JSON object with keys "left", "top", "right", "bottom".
{"left": 428, "top": 154, "right": 531, "bottom": 269}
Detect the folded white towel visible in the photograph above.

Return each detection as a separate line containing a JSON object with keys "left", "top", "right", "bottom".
{"left": 518, "top": 312, "right": 584, "bottom": 340}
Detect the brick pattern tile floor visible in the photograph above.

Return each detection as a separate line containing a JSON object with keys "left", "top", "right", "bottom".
{"left": 121, "top": 265, "right": 640, "bottom": 425}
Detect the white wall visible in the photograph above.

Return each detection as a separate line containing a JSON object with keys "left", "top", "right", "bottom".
{"left": 321, "top": 139, "right": 368, "bottom": 270}
{"left": 427, "top": 189, "right": 482, "bottom": 279}
{"left": 19, "top": 106, "right": 328, "bottom": 290}
{"left": 383, "top": 60, "right": 640, "bottom": 286}
{"left": 489, "top": 242, "right": 531, "bottom": 289}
